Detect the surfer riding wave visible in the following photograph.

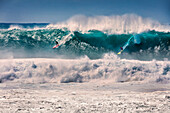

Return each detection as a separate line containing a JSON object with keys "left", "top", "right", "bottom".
{"left": 53, "top": 41, "right": 60, "bottom": 49}
{"left": 117, "top": 34, "right": 141, "bottom": 54}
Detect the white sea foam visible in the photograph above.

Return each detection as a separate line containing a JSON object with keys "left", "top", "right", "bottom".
{"left": 47, "top": 14, "right": 170, "bottom": 34}
{"left": 8, "top": 25, "right": 23, "bottom": 30}
{"left": 0, "top": 57, "right": 169, "bottom": 84}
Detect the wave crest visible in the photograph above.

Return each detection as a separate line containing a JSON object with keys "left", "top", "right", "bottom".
{"left": 47, "top": 14, "right": 170, "bottom": 34}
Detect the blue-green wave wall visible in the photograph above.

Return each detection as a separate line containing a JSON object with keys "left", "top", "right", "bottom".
{"left": 0, "top": 27, "right": 169, "bottom": 60}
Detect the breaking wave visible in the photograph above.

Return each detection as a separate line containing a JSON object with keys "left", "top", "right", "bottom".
{"left": 0, "top": 14, "right": 170, "bottom": 60}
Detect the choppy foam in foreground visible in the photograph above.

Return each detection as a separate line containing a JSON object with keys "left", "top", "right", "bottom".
{"left": 0, "top": 54, "right": 169, "bottom": 84}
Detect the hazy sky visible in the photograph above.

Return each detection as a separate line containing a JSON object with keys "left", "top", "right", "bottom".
{"left": 0, "top": 0, "right": 169, "bottom": 23}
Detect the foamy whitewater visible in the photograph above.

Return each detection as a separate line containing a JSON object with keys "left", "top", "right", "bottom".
{"left": 0, "top": 14, "right": 170, "bottom": 84}
{"left": 0, "top": 56, "right": 169, "bottom": 84}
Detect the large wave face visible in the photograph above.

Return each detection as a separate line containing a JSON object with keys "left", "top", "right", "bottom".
{"left": 0, "top": 14, "right": 170, "bottom": 60}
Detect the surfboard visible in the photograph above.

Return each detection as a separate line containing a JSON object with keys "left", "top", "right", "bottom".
{"left": 53, "top": 44, "right": 59, "bottom": 49}
{"left": 117, "top": 50, "right": 123, "bottom": 54}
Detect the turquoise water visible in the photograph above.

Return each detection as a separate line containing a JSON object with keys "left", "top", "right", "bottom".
{"left": 0, "top": 23, "right": 169, "bottom": 60}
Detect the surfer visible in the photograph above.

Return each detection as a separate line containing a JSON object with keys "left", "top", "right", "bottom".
{"left": 55, "top": 40, "right": 59, "bottom": 45}
{"left": 117, "top": 35, "right": 134, "bottom": 54}
{"left": 120, "top": 47, "right": 123, "bottom": 50}
{"left": 117, "top": 34, "right": 141, "bottom": 54}
{"left": 117, "top": 47, "right": 124, "bottom": 54}
{"left": 53, "top": 40, "right": 60, "bottom": 49}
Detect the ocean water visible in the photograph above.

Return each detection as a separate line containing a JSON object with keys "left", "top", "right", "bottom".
{"left": 0, "top": 14, "right": 170, "bottom": 60}
{"left": 0, "top": 14, "right": 169, "bottom": 83}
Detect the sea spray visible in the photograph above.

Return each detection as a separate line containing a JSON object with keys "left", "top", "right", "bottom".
{"left": 47, "top": 14, "right": 170, "bottom": 34}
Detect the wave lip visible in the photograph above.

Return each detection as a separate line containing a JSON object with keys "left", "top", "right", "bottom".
{"left": 47, "top": 14, "right": 170, "bottom": 34}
